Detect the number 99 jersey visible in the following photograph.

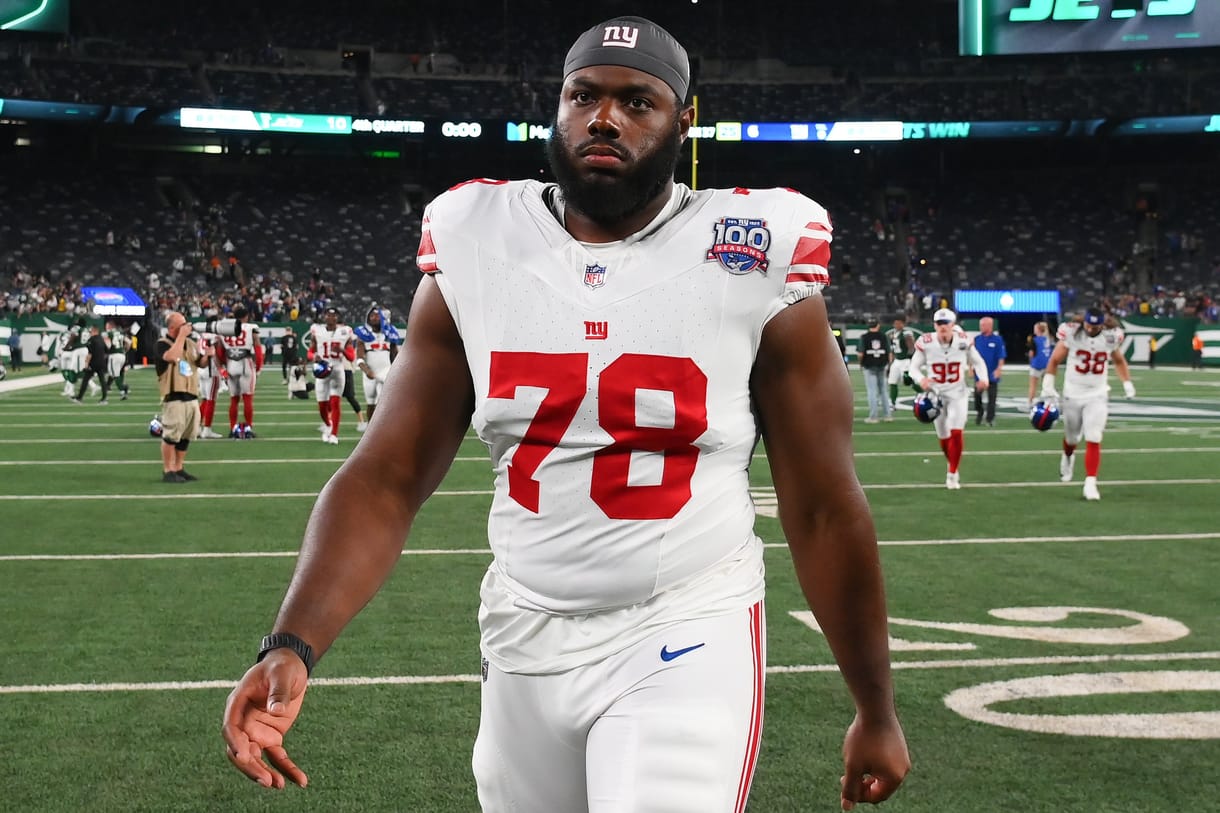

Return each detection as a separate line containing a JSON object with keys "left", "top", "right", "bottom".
{"left": 1057, "top": 322, "right": 1124, "bottom": 400}
{"left": 420, "top": 179, "right": 830, "bottom": 655}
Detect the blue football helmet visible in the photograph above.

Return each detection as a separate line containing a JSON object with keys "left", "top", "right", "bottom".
{"left": 913, "top": 392, "right": 943, "bottom": 423}
{"left": 149, "top": 416, "right": 163, "bottom": 437}
{"left": 1030, "top": 399, "right": 1060, "bottom": 431}
{"left": 313, "top": 360, "right": 332, "bottom": 379}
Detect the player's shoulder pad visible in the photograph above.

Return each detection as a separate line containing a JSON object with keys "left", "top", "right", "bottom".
{"left": 708, "top": 186, "right": 832, "bottom": 233}
{"left": 1057, "top": 321, "right": 1080, "bottom": 341}
{"left": 915, "top": 332, "right": 934, "bottom": 349}
{"left": 425, "top": 178, "right": 516, "bottom": 225}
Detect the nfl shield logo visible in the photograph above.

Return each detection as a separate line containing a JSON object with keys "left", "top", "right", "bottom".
{"left": 583, "top": 263, "right": 607, "bottom": 289}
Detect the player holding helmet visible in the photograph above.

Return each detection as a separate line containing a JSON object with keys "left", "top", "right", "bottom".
{"left": 307, "top": 307, "right": 356, "bottom": 444}
{"left": 1040, "top": 307, "right": 1135, "bottom": 501}
{"left": 353, "top": 305, "right": 401, "bottom": 429}
{"left": 907, "top": 308, "right": 989, "bottom": 490}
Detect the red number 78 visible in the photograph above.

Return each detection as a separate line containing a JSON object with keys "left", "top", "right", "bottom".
{"left": 488, "top": 351, "right": 708, "bottom": 520}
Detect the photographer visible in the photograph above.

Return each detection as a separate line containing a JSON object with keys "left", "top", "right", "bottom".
{"left": 155, "top": 312, "right": 208, "bottom": 483}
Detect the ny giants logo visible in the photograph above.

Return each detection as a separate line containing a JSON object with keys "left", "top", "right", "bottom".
{"left": 601, "top": 25, "right": 639, "bottom": 48}
{"left": 584, "top": 321, "right": 608, "bottom": 341}
{"left": 707, "top": 217, "right": 771, "bottom": 275}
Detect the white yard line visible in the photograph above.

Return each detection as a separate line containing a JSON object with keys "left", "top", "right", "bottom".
{"left": 2, "top": 531, "right": 1216, "bottom": 562}
{"left": 3, "top": 650, "right": 1218, "bottom": 695}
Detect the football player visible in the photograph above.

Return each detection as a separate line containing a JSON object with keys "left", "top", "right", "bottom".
{"left": 104, "top": 320, "right": 132, "bottom": 400}
{"left": 353, "top": 305, "right": 401, "bottom": 428}
{"left": 885, "top": 313, "right": 917, "bottom": 406}
{"left": 223, "top": 17, "right": 908, "bottom": 812}
{"left": 307, "top": 307, "right": 355, "bottom": 444}
{"left": 195, "top": 329, "right": 225, "bottom": 439}
{"left": 907, "top": 308, "right": 990, "bottom": 490}
{"left": 1040, "top": 307, "right": 1135, "bottom": 501}
{"left": 214, "top": 305, "right": 261, "bottom": 438}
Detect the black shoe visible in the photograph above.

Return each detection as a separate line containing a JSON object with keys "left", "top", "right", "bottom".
{"left": 986, "top": 419, "right": 994, "bottom": 427}
{"left": 177, "top": 469, "right": 198, "bottom": 481}
{"left": 975, "top": 414, "right": 983, "bottom": 425}
{"left": 162, "top": 471, "right": 187, "bottom": 483}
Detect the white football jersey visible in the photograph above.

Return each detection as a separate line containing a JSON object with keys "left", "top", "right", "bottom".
{"left": 309, "top": 324, "right": 355, "bottom": 367}
{"left": 1057, "top": 322, "right": 1124, "bottom": 399}
{"left": 909, "top": 327, "right": 987, "bottom": 399}
{"left": 421, "top": 179, "right": 831, "bottom": 670}
{"left": 221, "top": 322, "right": 260, "bottom": 361}
{"left": 359, "top": 331, "right": 394, "bottom": 374}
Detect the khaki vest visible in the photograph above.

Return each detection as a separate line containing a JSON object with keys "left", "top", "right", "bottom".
{"left": 157, "top": 337, "right": 202, "bottom": 399}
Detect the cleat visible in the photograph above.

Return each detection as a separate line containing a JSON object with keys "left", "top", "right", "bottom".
{"left": 200, "top": 427, "right": 223, "bottom": 439}
{"left": 1059, "top": 454, "right": 1074, "bottom": 482}
{"left": 243, "top": 426, "right": 256, "bottom": 439}
{"left": 318, "top": 422, "right": 329, "bottom": 433}
{"left": 356, "top": 420, "right": 368, "bottom": 432}
{"left": 177, "top": 469, "right": 198, "bottom": 482}
{"left": 70, "top": 397, "right": 83, "bottom": 404}
{"left": 1083, "top": 477, "right": 1101, "bottom": 501}
{"left": 325, "top": 434, "right": 340, "bottom": 445}
{"left": 230, "top": 427, "right": 243, "bottom": 439}
{"left": 321, "top": 430, "right": 333, "bottom": 444}
{"left": 98, "top": 399, "right": 109, "bottom": 405}
{"left": 945, "top": 471, "right": 960, "bottom": 490}
{"left": 162, "top": 471, "right": 187, "bottom": 483}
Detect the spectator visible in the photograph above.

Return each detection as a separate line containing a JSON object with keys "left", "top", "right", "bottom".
{"left": 6, "top": 327, "right": 22, "bottom": 371}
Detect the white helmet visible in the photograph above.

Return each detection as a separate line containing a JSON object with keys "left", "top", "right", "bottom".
{"left": 933, "top": 308, "right": 956, "bottom": 325}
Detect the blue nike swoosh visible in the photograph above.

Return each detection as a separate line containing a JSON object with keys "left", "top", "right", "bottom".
{"left": 659, "top": 643, "right": 706, "bottom": 662}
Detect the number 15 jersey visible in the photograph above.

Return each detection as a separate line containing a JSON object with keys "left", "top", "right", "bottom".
{"left": 420, "top": 180, "right": 830, "bottom": 666}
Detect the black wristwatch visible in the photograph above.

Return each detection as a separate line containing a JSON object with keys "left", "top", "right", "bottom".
{"left": 257, "top": 632, "right": 316, "bottom": 676}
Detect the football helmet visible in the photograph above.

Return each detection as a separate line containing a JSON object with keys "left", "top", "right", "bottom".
{"left": 149, "top": 416, "right": 163, "bottom": 437}
{"left": 913, "top": 392, "right": 943, "bottom": 423}
{"left": 313, "top": 360, "right": 332, "bottom": 378}
{"left": 1029, "top": 399, "right": 1060, "bottom": 431}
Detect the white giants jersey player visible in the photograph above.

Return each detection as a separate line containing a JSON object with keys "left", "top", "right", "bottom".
{"left": 419, "top": 179, "right": 831, "bottom": 672}
{"left": 221, "top": 321, "right": 261, "bottom": 396}
{"left": 1058, "top": 321, "right": 1124, "bottom": 400}
{"left": 310, "top": 323, "right": 355, "bottom": 399}
{"left": 908, "top": 327, "right": 987, "bottom": 400}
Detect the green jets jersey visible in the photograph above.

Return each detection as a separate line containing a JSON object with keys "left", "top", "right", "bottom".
{"left": 886, "top": 327, "right": 916, "bottom": 360}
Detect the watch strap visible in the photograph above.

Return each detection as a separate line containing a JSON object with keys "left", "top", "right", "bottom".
{"left": 257, "top": 632, "right": 316, "bottom": 676}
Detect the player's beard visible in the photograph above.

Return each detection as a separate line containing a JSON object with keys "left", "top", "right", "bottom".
{"left": 545, "top": 114, "right": 683, "bottom": 227}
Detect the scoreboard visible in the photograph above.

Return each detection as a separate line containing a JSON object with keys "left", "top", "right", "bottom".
{"left": 960, "top": 0, "right": 1220, "bottom": 55}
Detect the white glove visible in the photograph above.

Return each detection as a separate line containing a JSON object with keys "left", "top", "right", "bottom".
{"left": 1040, "top": 374, "right": 1059, "bottom": 401}
{"left": 1123, "top": 380, "right": 1136, "bottom": 399}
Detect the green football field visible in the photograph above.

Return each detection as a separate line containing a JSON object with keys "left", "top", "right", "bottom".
{"left": 2, "top": 363, "right": 1218, "bottom": 812}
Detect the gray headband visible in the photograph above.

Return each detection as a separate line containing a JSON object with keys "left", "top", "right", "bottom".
{"left": 562, "top": 16, "right": 690, "bottom": 102}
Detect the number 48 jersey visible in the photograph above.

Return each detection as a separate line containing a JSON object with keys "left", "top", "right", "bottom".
{"left": 1058, "top": 321, "right": 1124, "bottom": 399}
{"left": 420, "top": 179, "right": 830, "bottom": 623}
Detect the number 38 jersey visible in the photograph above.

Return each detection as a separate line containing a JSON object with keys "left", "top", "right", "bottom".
{"left": 1058, "top": 321, "right": 1124, "bottom": 399}
{"left": 421, "top": 179, "right": 831, "bottom": 670}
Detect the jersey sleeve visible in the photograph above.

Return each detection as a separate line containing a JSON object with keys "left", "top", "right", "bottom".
{"left": 779, "top": 194, "right": 832, "bottom": 306}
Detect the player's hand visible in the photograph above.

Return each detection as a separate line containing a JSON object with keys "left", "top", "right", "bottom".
{"left": 919, "top": 377, "right": 931, "bottom": 391}
{"left": 974, "top": 379, "right": 989, "bottom": 393}
{"left": 221, "top": 651, "right": 310, "bottom": 789}
{"left": 1123, "top": 380, "right": 1136, "bottom": 399}
{"left": 1040, "top": 375, "right": 1058, "bottom": 401}
{"left": 840, "top": 712, "right": 910, "bottom": 810}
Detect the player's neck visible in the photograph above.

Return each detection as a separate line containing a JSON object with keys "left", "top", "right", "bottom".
{"left": 561, "top": 182, "right": 677, "bottom": 244}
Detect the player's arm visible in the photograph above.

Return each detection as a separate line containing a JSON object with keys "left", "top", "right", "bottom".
{"left": 907, "top": 345, "right": 930, "bottom": 390}
{"left": 1040, "top": 342, "right": 1068, "bottom": 400}
{"left": 222, "top": 276, "right": 475, "bottom": 788}
{"left": 355, "top": 341, "right": 374, "bottom": 378}
{"left": 751, "top": 295, "right": 909, "bottom": 809}
{"left": 1112, "top": 347, "right": 1136, "bottom": 397}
